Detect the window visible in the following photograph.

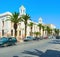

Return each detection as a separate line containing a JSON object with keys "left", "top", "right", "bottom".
{"left": 2, "top": 21, "right": 4, "bottom": 28}
{"left": 2, "top": 30, "right": 4, "bottom": 36}
{"left": 11, "top": 30, "right": 13, "bottom": 36}
{"left": 19, "top": 31, "right": 21, "bottom": 36}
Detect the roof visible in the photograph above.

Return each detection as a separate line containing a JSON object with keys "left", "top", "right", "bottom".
{"left": 0, "top": 12, "right": 12, "bottom": 18}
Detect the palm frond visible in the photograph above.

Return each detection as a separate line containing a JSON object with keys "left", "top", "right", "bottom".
{"left": 6, "top": 12, "right": 22, "bottom": 23}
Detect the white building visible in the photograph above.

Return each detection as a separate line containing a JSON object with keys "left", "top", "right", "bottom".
{"left": 0, "top": 5, "right": 27, "bottom": 38}
{"left": 0, "top": 5, "right": 56, "bottom": 40}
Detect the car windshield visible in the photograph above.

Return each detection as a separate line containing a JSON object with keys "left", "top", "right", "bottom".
{"left": 27, "top": 36, "right": 32, "bottom": 38}
{"left": 0, "top": 37, "right": 7, "bottom": 40}
{"left": 12, "top": 37, "right": 16, "bottom": 40}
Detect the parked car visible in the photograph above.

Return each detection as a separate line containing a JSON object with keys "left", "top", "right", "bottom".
{"left": 33, "top": 37, "right": 40, "bottom": 40}
{"left": 48, "top": 35, "right": 53, "bottom": 39}
{"left": 24, "top": 36, "right": 35, "bottom": 41}
{"left": 0, "top": 37, "right": 8, "bottom": 47}
{"left": 39, "top": 36, "right": 43, "bottom": 40}
{"left": 44, "top": 36, "right": 48, "bottom": 39}
{"left": 0, "top": 37, "right": 17, "bottom": 47}
{"left": 56, "top": 36, "right": 60, "bottom": 39}
{"left": 7, "top": 37, "right": 17, "bottom": 46}
{"left": 48, "top": 35, "right": 56, "bottom": 39}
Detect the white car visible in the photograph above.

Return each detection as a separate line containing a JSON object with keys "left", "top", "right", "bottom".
{"left": 48, "top": 35, "right": 56, "bottom": 39}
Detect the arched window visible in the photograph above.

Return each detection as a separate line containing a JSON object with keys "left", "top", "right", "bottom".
{"left": 19, "top": 31, "right": 21, "bottom": 36}
{"left": 2, "top": 29, "right": 4, "bottom": 36}
{"left": 11, "top": 29, "right": 13, "bottom": 36}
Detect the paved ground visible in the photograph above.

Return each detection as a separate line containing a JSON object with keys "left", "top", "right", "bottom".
{"left": 0, "top": 39, "right": 60, "bottom": 57}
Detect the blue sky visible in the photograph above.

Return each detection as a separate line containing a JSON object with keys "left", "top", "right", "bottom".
{"left": 0, "top": 0, "right": 60, "bottom": 28}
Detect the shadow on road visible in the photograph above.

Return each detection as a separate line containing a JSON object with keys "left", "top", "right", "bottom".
{"left": 13, "top": 56, "right": 19, "bottom": 57}
{"left": 22, "top": 49, "right": 43, "bottom": 56}
{"left": 22, "top": 49, "right": 60, "bottom": 57}
{"left": 49, "top": 39, "right": 60, "bottom": 44}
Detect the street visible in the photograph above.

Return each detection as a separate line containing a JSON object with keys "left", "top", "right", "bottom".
{"left": 0, "top": 39, "right": 60, "bottom": 57}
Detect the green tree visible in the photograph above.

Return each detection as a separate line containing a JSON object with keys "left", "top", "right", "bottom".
{"left": 46, "top": 26, "right": 51, "bottom": 36}
{"left": 34, "top": 32, "right": 40, "bottom": 37}
{"left": 54, "top": 29, "right": 60, "bottom": 36}
{"left": 50, "top": 29, "right": 53, "bottom": 35}
{"left": 21, "top": 14, "right": 30, "bottom": 37}
{"left": 28, "top": 22, "right": 34, "bottom": 36}
{"left": 6, "top": 12, "right": 22, "bottom": 37}
{"left": 42, "top": 25, "right": 45, "bottom": 36}
{"left": 38, "top": 23, "right": 42, "bottom": 36}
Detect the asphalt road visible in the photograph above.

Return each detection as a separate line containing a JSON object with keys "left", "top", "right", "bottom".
{"left": 0, "top": 39, "right": 60, "bottom": 57}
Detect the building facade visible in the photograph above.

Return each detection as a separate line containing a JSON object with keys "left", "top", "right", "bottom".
{"left": 0, "top": 5, "right": 56, "bottom": 39}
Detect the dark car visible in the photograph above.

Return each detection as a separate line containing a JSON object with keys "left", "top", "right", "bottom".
{"left": 24, "top": 36, "right": 35, "bottom": 41}
{"left": 39, "top": 36, "right": 43, "bottom": 40}
{"left": 56, "top": 36, "right": 60, "bottom": 39}
{"left": 7, "top": 37, "right": 17, "bottom": 46}
{"left": 33, "top": 37, "right": 40, "bottom": 40}
{"left": 0, "top": 37, "right": 8, "bottom": 47}
{"left": 0, "top": 37, "right": 17, "bottom": 47}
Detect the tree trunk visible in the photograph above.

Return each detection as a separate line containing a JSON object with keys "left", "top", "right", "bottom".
{"left": 14, "top": 23, "right": 17, "bottom": 37}
{"left": 43, "top": 29, "right": 44, "bottom": 36}
{"left": 25, "top": 24, "right": 27, "bottom": 37}
{"left": 30, "top": 26, "right": 32, "bottom": 36}
{"left": 39, "top": 28, "right": 41, "bottom": 36}
{"left": 15, "top": 29, "right": 17, "bottom": 37}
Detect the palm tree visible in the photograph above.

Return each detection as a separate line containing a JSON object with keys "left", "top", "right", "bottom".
{"left": 42, "top": 25, "right": 45, "bottom": 36}
{"left": 28, "top": 22, "right": 34, "bottom": 36}
{"left": 6, "top": 12, "right": 22, "bottom": 37}
{"left": 34, "top": 32, "right": 40, "bottom": 37}
{"left": 38, "top": 23, "right": 42, "bottom": 36}
{"left": 54, "top": 29, "right": 60, "bottom": 36}
{"left": 21, "top": 14, "right": 30, "bottom": 37}
{"left": 46, "top": 26, "right": 51, "bottom": 36}
{"left": 50, "top": 29, "right": 53, "bottom": 35}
